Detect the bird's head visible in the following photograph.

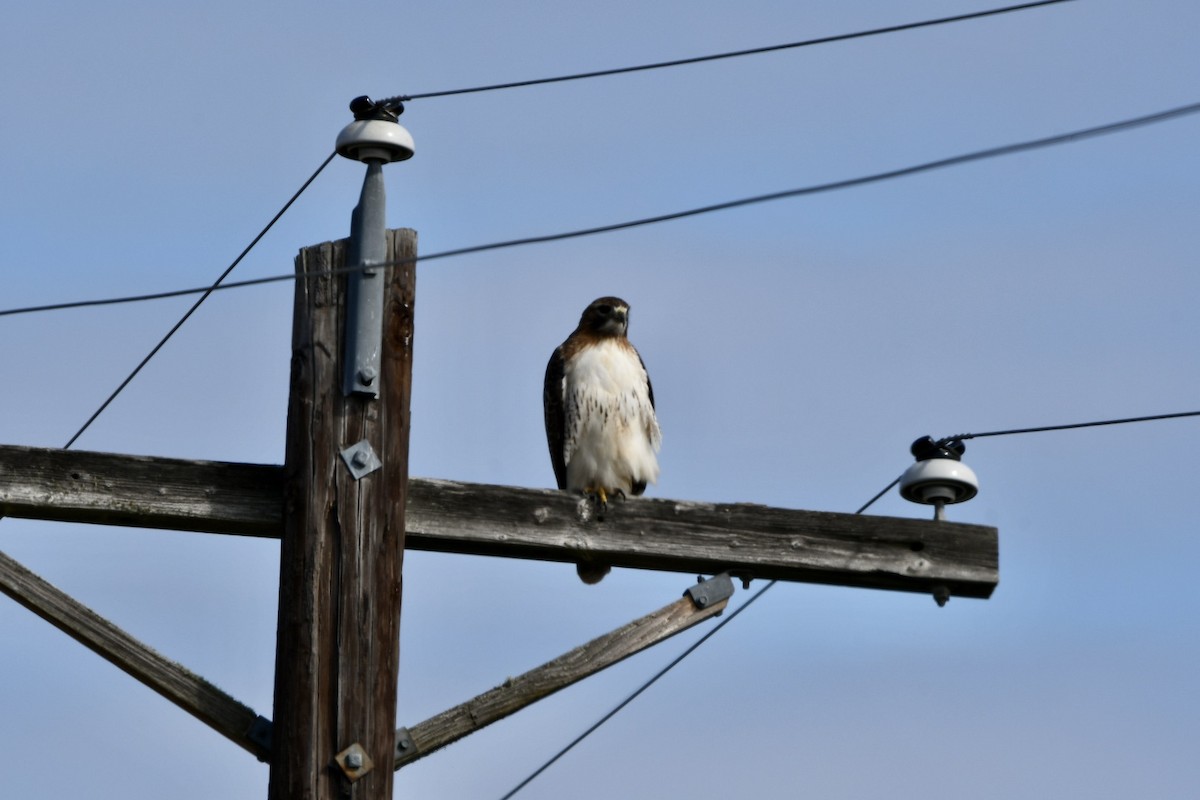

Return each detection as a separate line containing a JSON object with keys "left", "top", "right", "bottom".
{"left": 578, "top": 296, "right": 630, "bottom": 337}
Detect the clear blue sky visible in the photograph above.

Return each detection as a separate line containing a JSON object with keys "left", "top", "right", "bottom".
{"left": 2, "top": 1, "right": 1198, "bottom": 797}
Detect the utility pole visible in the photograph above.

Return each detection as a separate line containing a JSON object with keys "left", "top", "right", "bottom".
{"left": 0, "top": 96, "right": 1001, "bottom": 800}
{"left": 269, "top": 99, "right": 416, "bottom": 800}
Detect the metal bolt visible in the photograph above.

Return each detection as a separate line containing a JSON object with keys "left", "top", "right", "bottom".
{"left": 358, "top": 367, "right": 377, "bottom": 386}
{"left": 345, "top": 752, "right": 364, "bottom": 770}
{"left": 351, "top": 449, "right": 370, "bottom": 468}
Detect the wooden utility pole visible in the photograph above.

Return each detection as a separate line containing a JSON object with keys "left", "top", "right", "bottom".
{"left": 0, "top": 95, "right": 1003, "bottom": 800}
{"left": 268, "top": 227, "right": 416, "bottom": 800}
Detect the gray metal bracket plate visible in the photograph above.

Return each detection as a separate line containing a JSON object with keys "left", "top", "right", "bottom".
{"left": 685, "top": 573, "right": 735, "bottom": 609}
{"left": 340, "top": 439, "right": 382, "bottom": 479}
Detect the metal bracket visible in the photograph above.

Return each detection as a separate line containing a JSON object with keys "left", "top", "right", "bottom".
{"left": 684, "top": 572, "right": 735, "bottom": 609}
{"left": 334, "top": 742, "right": 374, "bottom": 782}
{"left": 340, "top": 439, "right": 381, "bottom": 480}
{"left": 394, "top": 726, "right": 417, "bottom": 766}
{"left": 343, "top": 160, "right": 387, "bottom": 397}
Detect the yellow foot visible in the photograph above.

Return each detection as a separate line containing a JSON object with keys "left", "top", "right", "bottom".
{"left": 582, "top": 486, "right": 610, "bottom": 515}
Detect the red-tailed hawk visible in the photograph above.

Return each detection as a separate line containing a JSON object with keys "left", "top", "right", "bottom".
{"left": 544, "top": 297, "right": 662, "bottom": 583}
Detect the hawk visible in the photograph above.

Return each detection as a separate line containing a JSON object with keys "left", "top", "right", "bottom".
{"left": 543, "top": 297, "right": 662, "bottom": 583}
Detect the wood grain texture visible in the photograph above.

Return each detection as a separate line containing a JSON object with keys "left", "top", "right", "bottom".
{"left": 0, "top": 450, "right": 998, "bottom": 599}
{"left": 404, "top": 478, "right": 998, "bottom": 599}
{"left": 395, "top": 592, "right": 729, "bottom": 770}
{"left": 0, "top": 444, "right": 282, "bottom": 535}
{"left": 268, "top": 230, "right": 416, "bottom": 800}
{"left": 0, "top": 548, "right": 268, "bottom": 759}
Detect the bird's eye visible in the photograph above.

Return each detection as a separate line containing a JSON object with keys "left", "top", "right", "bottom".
{"left": 596, "top": 304, "right": 612, "bottom": 315}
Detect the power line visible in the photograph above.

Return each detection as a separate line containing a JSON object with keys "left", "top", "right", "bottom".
{"left": 6, "top": 99, "right": 1200, "bottom": 322}
{"left": 855, "top": 476, "right": 903, "bottom": 515}
{"left": 385, "top": 0, "right": 1076, "bottom": 104}
{"left": 60, "top": 151, "right": 337, "bottom": 449}
{"left": 938, "top": 409, "right": 1200, "bottom": 447}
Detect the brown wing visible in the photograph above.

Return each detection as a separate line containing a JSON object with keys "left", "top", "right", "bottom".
{"left": 638, "top": 350, "right": 655, "bottom": 410}
{"left": 630, "top": 348, "right": 655, "bottom": 497}
{"left": 543, "top": 345, "right": 569, "bottom": 490}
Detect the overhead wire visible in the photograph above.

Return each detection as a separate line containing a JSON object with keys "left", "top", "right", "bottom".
{"left": 8, "top": 2, "right": 1081, "bottom": 325}
{"left": 496, "top": 403, "right": 1199, "bottom": 797}
{"left": 937, "top": 409, "right": 1200, "bottom": 447}
{"left": 2, "top": 2, "right": 1084, "bottom": 431}
{"left": 384, "top": 0, "right": 1076, "bottom": 103}
{"left": 5, "top": 99, "right": 1200, "bottom": 321}
{"left": 0, "top": 0, "right": 1102, "bottom": 443}
{"left": 59, "top": 151, "right": 337, "bottom": 449}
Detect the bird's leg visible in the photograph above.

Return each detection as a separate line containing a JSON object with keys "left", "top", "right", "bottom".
{"left": 595, "top": 486, "right": 609, "bottom": 514}
{"left": 581, "top": 486, "right": 609, "bottom": 515}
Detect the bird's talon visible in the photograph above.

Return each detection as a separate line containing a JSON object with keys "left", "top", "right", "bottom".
{"left": 581, "top": 487, "right": 609, "bottom": 516}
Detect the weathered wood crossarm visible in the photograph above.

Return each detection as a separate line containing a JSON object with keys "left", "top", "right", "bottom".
{"left": 0, "top": 444, "right": 998, "bottom": 598}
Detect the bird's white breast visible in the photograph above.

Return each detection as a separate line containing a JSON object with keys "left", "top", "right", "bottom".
{"left": 561, "top": 339, "right": 661, "bottom": 493}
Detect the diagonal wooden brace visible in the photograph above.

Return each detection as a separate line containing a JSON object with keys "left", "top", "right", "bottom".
{"left": 0, "top": 548, "right": 270, "bottom": 760}
{"left": 393, "top": 575, "right": 733, "bottom": 770}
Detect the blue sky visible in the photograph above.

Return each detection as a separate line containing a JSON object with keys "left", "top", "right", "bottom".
{"left": 2, "top": 1, "right": 1198, "bottom": 797}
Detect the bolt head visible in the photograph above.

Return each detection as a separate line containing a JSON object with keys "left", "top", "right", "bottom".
{"left": 351, "top": 450, "right": 370, "bottom": 468}
{"left": 358, "top": 367, "right": 377, "bottom": 385}
{"left": 345, "top": 752, "right": 364, "bottom": 769}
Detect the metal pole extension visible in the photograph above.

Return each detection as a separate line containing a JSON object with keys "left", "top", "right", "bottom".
{"left": 344, "top": 159, "right": 388, "bottom": 396}
{"left": 333, "top": 95, "right": 415, "bottom": 397}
